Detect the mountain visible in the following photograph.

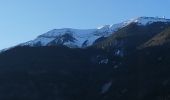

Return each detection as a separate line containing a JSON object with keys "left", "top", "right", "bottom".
{"left": 1, "top": 17, "right": 170, "bottom": 100}
{"left": 18, "top": 17, "right": 170, "bottom": 48}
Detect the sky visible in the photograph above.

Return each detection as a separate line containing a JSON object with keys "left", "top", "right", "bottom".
{"left": 0, "top": 0, "right": 170, "bottom": 50}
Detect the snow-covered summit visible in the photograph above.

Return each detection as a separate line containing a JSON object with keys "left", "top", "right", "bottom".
{"left": 20, "top": 26, "right": 125, "bottom": 48}
{"left": 19, "top": 17, "right": 170, "bottom": 48}
{"left": 21, "top": 28, "right": 111, "bottom": 48}
{"left": 126, "top": 16, "right": 170, "bottom": 25}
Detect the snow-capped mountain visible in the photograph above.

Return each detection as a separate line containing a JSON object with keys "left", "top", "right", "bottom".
{"left": 17, "top": 17, "right": 170, "bottom": 48}
{"left": 20, "top": 27, "right": 122, "bottom": 48}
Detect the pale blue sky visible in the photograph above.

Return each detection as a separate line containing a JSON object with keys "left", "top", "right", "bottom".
{"left": 0, "top": 0, "right": 170, "bottom": 49}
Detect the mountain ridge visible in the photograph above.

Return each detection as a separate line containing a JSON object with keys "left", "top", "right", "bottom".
{"left": 18, "top": 16, "right": 170, "bottom": 48}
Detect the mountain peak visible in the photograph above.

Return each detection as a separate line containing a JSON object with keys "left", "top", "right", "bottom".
{"left": 97, "top": 25, "right": 111, "bottom": 29}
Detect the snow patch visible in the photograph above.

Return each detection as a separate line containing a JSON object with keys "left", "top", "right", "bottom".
{"left": 101, "top": 81, "right": 112, "bottom": 94}
{"left": 99, "top": 59, "right": 109, "bottom": 64}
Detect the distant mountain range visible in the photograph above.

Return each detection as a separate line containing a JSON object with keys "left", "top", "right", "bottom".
{"left": 1, "top": 17, "right": 170, "bottom": 100}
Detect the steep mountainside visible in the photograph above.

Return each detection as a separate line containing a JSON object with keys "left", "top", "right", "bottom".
{"left": 94, "top": 22, "right": 170, "bottom": 55}
{"left": 142, "top": 27, "right": 170, "bottom": 47}
{"left": 0, "top": 46, "right": 116, "bottom": 100}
